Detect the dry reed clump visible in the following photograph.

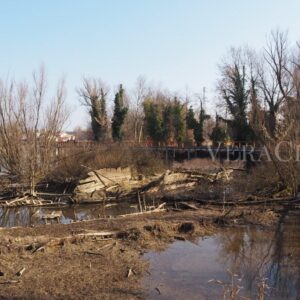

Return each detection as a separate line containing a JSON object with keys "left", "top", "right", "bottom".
{"left": 172, "top": 158, "right": 245, "bottom": 172}
{"left": 85, "top": 146, "right": 166, "bottom": 175}
{"left": 172, "top": 158, "right": 221, "bottom": 172}
{"left": 208, "top": 270, "right": 270, "bottom": 300}
{"left": 48, "top": 144, "right": 166, "bottom": 185}
{"left": 242, "top": 209, "right": 279, "bottom": 226}
{"left": 129, "top": 149, "right": 166, "bottom": 176}
{"left": 236, "top": 157, "right": 300, "bottom": 198}
{"left": 241, "top": 162, "right": 293, "bottom": 197}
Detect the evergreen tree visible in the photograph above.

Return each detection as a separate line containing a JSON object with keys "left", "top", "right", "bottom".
{"left": 90, "top": 101, "right": 101, "bottom": 141}
{"left": 112, "top": 84, "right": 128, "bottom": 141}
{"left": 90, "top": 88, "right": 108, "bottom": 141}
{"left": 210, "top": 126, "right": 227, "bottom": 145}
{"left": 221, "top": 64, "right": 252, "bottom": 142}
{"left": 186, "top": 106, "right": 196, "bottom": 129}
{"left": 78, "top": 79, "right": 108, "bottom": 141}
{"left": 143, "top": 101, "right": 163, "bottom": 145}
{"left": 162, "top": 103, "right": 173, "bottom": 144}
{"left": 186, "top": 104, "right": 209, "bottom": 146}
{"left": 210, "top": 114, "right": 227, "bottom": 145}
{"left": 193, "top": 102, "right": 210, "bottom": 146}
{"left": 143, "top": 97, "right": 186, "bottom": 146}
{"left": 172, "top": 98, "right": 186, "bottom": 146}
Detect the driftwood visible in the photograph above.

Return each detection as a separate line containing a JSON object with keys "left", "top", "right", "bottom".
{"left": 0, "top": 280, "right": 20, "bottom": 285}
{"left": 72, "top": 166, "right": 237, "bottom": 204}
{"left": 137, "top": 192, "right": 143, "bottom": 212}
{"left": 0, "top": 197, "right": 54, "bottom": 207}
{"left": 127, "top": 268, "right": 134, "bottom": 278}
{"left": 41, "top": 211, "right": 62, "bottom": 221}
{"left": 196, "top": 196, "right": 298, "bottom": 206}
{"left": 32, "top": 246, "right": 45, "bottom": 254}
{"left": 36, "top": 192, "right": 73, "bottom": 197}
{"left": 156, "top": 202, "right": 166, "bottom": 210}
{"left": 139, "top": 174, "right": 165, "bottom": 192}
{"left": 15, "top": 267, "right": 26, "bottom": 277}
{"left": 20, "top": 227, "right": 144, "bottom": 255}
{"left": 180, "top": 168, "right": 234, "bottom": 182}
{"left": 84, "top": 251, "right": 104, "bottom": 256}
{"left": 74, "top": 167, "right": 131, "bottom": 195}
{"left": 23, "top": 231, "right": 119, "bottom": 254}
{"left": 178, "top": 202, "right": 198, "bottom": 210}
{"left": 77, "top": 231, "right": 117, "bottom": 239}
{"left": 118, "top": 203, "right": 166, "bottom": 218}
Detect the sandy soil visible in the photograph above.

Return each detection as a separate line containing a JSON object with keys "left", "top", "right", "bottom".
{"left": 0, "top": 207, "right": 278, "bottom": 300}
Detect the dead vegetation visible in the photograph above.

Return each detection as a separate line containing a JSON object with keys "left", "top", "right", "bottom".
{"left": 47, "top": 145, "right": 166, "bottom": 184}
{"left": 0, "top": 67, "right": 68, "bottom": 197}
{"left": 71, "top": 164, "right": 236, "bottom": 205}
{"left": 0, "top": 196, "right": 280, "bottom": 299}
{"left": 0, "top": 209, "right": 220, "bottom": 300}
{"left": 2, "top": 154, "right": 299, "bottom": 211}
{"left": 0, "top": 144, "right": 166, "bottom": 205}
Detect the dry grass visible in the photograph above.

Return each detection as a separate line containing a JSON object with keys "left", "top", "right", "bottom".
{"left": 47, "top": 144, "right": 166, "bottom": 184}
{"left": 0, "top": 209, "right": 218, "bottom": 300}
{"left": 0, "top": 207, "right": 278, "bottom": 299}
{"left": 238, "top": 162, "right": 291, "bottom": 197}
{"left": 172, "top": 158, "right": 245, "bottom": 172}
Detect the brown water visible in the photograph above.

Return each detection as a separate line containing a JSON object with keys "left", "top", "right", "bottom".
{"left": 0, "top": 202, "right": 138, "bottom": 227}
{"left": 143, "top": 210, "right": 300, "bottom": 300}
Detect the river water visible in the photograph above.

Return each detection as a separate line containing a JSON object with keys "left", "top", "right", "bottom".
{"left": 1, "top": 202, "right": 299, "bottom": 299}
{"left": 143, "top": 209, "right": 300, "bottom": 300}
{"left": 0, "top": 202, "right": 138, "bottom": 227}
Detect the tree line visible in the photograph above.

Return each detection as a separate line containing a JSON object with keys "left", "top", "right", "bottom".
{"left": 78, "top": 30, "right": 300, "bottom": 150}
{"left": 78, "top": 78, "right": 223, "bottom": 146}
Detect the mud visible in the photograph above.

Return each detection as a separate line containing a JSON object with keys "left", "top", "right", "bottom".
{"left": 0, "top": 207, "right": 279, "bottom": 299}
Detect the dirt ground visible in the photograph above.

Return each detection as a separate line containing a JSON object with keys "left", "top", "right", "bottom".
{"left": 0, "top": 207, "right": 278, "bottom": 300}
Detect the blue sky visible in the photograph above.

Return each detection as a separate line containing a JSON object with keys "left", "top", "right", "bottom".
{"left": 0, "top": 0, "right": 299, "bottom": 129}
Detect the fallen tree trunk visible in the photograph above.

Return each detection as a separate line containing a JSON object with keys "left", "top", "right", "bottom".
{"left": 196, "top": 196, "right": 297, "bottom": 206}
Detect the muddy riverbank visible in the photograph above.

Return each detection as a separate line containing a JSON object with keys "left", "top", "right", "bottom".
{"left": 144, "top": 209, "right": 300, "bottom": 299}
{"left": 0, "top": 206, "right": 279, "bottom": 299}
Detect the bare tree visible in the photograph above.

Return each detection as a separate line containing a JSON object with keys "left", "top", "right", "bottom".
{"left": 257, "top": 31, "right": 300, "bottom": 196}
{"left": 0, "top": 67, "right": 68, "bottom": 195}
{"left": 132, "top": 76, "right": 148, "bottom": 143}
{"left": 258, "top": 30, "right": 293, "bottom": 136}
{"left": 121, "top": 76, "right": 149, "bottom": 143}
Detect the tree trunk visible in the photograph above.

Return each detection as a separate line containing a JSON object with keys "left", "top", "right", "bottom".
{"left": 30, "top": 175, "right": 37, "bottom": 197}
{"left": 268, "top": 110, "right": 276, "bottom": 137}
{"left": 138, "top": 124, "right": 143, "bottom": 144}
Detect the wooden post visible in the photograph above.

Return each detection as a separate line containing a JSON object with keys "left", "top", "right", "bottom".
{"left": 142, "top": 193, "right": 147, "bottom": 211}
{"left": 137, "top": 191, "right": 143, "bottom": 212}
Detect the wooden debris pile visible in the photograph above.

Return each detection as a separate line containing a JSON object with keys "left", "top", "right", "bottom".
{"left": 73, "top": 167, "right": 234, "bottom": 203}
{"left": 73, "top": 167, "right": 142, "bottom": 202}
{"left": 74, "top": 167, "right": 132, "bottom": 195}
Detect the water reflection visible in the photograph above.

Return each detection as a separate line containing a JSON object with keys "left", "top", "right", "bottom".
{"left": 144, "top": 210, "right": 300, "bottom": 299}
{"left": 0, "top": 202, "right": 138, "bottom": 228}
